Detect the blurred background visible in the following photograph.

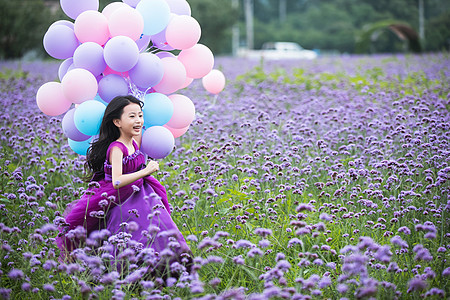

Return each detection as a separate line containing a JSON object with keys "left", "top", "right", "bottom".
{"left": 1, "top": 0, "right": 449, "bottom": 59}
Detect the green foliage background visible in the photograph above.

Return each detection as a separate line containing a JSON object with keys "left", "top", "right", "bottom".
{"left": 0, "top": 0, "right": 449, "bottom": 58}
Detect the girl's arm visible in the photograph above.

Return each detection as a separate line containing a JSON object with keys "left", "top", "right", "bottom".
{"left": 110, "top": 146, "right": 159, "bottom": 189}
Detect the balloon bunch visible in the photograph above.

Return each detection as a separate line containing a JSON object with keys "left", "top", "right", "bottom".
{"left": 36, "top": 0, "right": 226, "bottom": 159}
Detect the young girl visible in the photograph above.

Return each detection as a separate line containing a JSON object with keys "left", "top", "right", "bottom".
{"left": 56, "top": 95, "right": 191, "bottom": 275}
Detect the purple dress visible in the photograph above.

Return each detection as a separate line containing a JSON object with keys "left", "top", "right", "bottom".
{"left": 57, "top": 140, "right": 191, "bottom": 272}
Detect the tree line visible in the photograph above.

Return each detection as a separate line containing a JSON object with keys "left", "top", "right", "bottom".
{"left": 0, "top": 0, "right": 448, "bottom": 59}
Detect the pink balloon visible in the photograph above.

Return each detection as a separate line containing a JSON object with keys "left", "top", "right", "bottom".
{"left": 153, "top": 57, "right": 186, "bottom": 94}
{"left": 61, "top": 68, "right": 98, "bottom": 104}
{"left": 177, "top": 44, "right": 214, "bottom": 79}
{"left": 166, "top": 94, "right": 195, "bottom": 129}
{"left": 166, "top": 15, "right": 201, "bottom": 50}
{"left": 109, "top": 6, "right": 144, "bottom": 41}
{"left": 102, "top": 2, "right": 129, "bottom": 19}
{"left": 202, "top": 69, "right": 226, "bottom": 94}
{"left": 102, "top": 65, "right": 129, "bottom": 77}
{"left": 164, "top": 124, "right": 189, "bottom": 138}
{"left": 179, "top": 76, "right": 193, "bottom": 89}
{"left": 36, "top": 82, "right": 72, "bottom": 116}
{"left": 74, "top": 10, "right": 110, "bottom": 45}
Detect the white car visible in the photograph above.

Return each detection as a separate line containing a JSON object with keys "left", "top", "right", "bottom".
{"left": 238, "top": 42, "right": 318, "bottom": 60}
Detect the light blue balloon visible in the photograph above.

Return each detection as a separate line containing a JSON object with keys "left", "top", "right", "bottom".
{"left": 136, "top": 0, "right": 171, "bottom": 35}
{"left": 74, "top": 100, "right": 106, "bottom": 136}
{"left": 94, "top": 93, "right": 108, "bottom": 106}
{"left": 68, "top": 137, "right": 92, "bottom": 156}
{"left": 143, "top": 93, "right": 174, "bottom": 127}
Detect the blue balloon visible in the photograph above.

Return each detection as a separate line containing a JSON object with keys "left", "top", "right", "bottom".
{"left": 136, "top": 0, "right": 171, "bottom": 35}
{"left": 68, "top": 137, "right": 92, "bottom": 156}
{"left": 94, "top": 93, "right": 108, "bottom": 106}
{"left": 143, "top": 93, "right": 174, "bottom": 127}
{"left": 74, "top": 100, "right": 106, "bottom": 136}
{"left": 62, "top": 108, "right": 91, "bottom": 141}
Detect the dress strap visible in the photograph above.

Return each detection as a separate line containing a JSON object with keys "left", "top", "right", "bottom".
{"left": 132, "top": 138, "right": 139, "bottom": 151}
{"left": 106, "top": 141, "right": 129, "bottom": 163}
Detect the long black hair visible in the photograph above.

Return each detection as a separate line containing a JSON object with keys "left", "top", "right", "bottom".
{"left": 83, "top": 95, "right": 143, "bottom": 182}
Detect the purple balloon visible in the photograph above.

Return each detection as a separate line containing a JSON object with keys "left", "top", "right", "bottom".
{"left": 98, "top": 74, "right": 129, "bottom": 103}
{"left": 141, "top": 126, "right": 175, "bottom": 159}
{"left": 150, "top": 16, "right": 175, "bottom": 51}
{"left": 58, "top": 58, "right": 73, "bottom": 81}
{"left": 165, "top": 0, "right": 191, "bottom": 15}
{"left": 129, "top": 53, "right": 164, "bottom": 89}
{"left": 43, "top": 25, "right": 79, "bottom": 59}
{"left": 122, "top": 0, "right": 140, "bottom": 8}
{"left": 103, "top": 36, "right": 139, "bottom": 72}
{"left": 136, "top": 35, "right": 151, "bottom": 52}
{"left": 151, "top": 30, "right": 175, "bottom": 51}
{"left": 60, "top": 0, "right": 100, "bottom": 20}
{"left": 49, "top": 20, "right": 74, "bottom": 30}
{"left": 73, "top": 42, "right": 107, "bottom": 76}
{"left": 62, "top": 108, "right": 91, "bottom": 141}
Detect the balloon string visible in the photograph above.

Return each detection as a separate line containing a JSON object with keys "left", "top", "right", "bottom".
{"left": 198, "top": 94, "right": 219, "bottom": 119}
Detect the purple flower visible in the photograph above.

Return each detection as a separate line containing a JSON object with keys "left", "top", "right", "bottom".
{"left": 296, "top": 203, "right": 314, "bottom": 212}
{"left": 407, "top": 278, "right": 428, "bottom": 293}
{"left": 235, "top": 239, "right": 253, "bottom": 249}
{"left": 342, "top": 253, "right": 367, "bottom": 276}
{"left": 319, "top": 213, "right": 332, "bottom": 221}
{"left": 7, "top": 268, "right": 24, "bottom": 280}
{"left": 336, "top": 283, "right": 348, "bottom": 294}
{"left": 391, "top": 235, "right": 408, "bottom": 248}
{"left": 413, "top": 244, "right": 433, "bottom": 261}
{"left": 125, "top": 268, "right": 145, "bottom": 284}
{"left": 374, "top": 245, "right": 392, "bottom": 263}
{"left": 254, "top": 227, "right": 273, "bottom": 237}
{"left": 233, "top": 255, "right": 245, "bottom": 265}
{"left": 247, "top": 248, "right": 264, "bottom": 257}
{"left": 100, "top": 271, "right": 120, "bottom": 285}
{"left": 398, "top": 226, "right": 411, "bottom": 235}
{"left": 43, "top": 284, "right": 55, "bottom": 292}
{"left": 21, "top": 282, "right": 31, "bottom": 292}
{"left": 258, "top": 239, "right": 271, "bottom": 248}
{"left": 318, "top": 276, "right": 331, "bottom": 288}
{"left": 326, "top": 262, "right": 336, "bottom": 269}
{"left": 423, "top": 288, "right": 445, "bottom": 298}
{"left": 288, "top": 238, "right": 303, "bottom": 248}
{"left": 0, "top": 288, "right": 11, "bottom": 299}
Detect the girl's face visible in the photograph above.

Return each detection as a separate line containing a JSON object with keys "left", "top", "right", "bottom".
{"left": 113, "top": 103, "right": 143, "bottom": 138}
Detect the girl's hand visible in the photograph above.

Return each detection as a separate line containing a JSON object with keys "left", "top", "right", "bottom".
{"left": 144, "top": 160, "right": 159, "bottom": 175}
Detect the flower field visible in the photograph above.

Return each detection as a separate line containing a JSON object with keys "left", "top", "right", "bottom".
{"left": 0, "top": 53, "right": 449, "bottom": 299}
